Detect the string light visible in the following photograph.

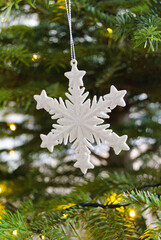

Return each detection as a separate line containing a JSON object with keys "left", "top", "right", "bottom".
{"left": 9, "top": 123, "right": 17, "bottom": 131}
{"left": 9, "top": 150, "right": 15, "bottom": 155}
{"left": 1, "top": 17, "right": 7, "bottom": 23}
{"left": 58, "top": 0, "right": 65, "bottom": 10}
{"left": 107, "top": 28, "right": 113, "bottom": 34}
{"left": 128, "top": 208, "right": 137, "bottom": 219}
{"left": 13, "top": 230, "right": 18, "bottom": 236}
{"left": 0, "top": 185, "right": 5, "bottom": 194}
{"left": 62, "top": 213, "right": 68, "bottom": 219}
{"left": 32, "top": 53, "right": 38, "bottom": 62}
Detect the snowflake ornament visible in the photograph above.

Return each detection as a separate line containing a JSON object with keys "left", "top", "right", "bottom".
{"left": 34, "top": 60, "right": 129, "bottom": 174}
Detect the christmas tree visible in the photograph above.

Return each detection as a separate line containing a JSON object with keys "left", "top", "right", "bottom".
{"left": 0, "top": 0, "right": 160, "bottom": 239}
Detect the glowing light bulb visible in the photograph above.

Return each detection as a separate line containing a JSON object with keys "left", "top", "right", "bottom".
{"left": 9, "top": 123, "right": 16, "bottom": 131}
{"left": 59, "top": 5, "right": 65, "bottom": 9}
{"left": 9, "top": 150, "right": 15, "bottom": 155}
{"left": 41, "top": 236, "right": 45, "bottom": 240}
{"left": 62, "top": 213, "right": 68, "bottom": 219}
{"left": 13, "top": 230, "right": 18, "bottom": 236}
{"left": 0, "top": 185, "right": 4, "bottom": 194}
{"left": 1, "top": 17, "right": 7, "bottom": 23}
{"left": 107, "top": 28, "right": 113, "bottom": 34}
{"left": 32, "top": 53, "right": 38, "bottom": 62}
{"left": 129, "top": 210, "right": 136, "bottom": 217}
{"left": 128, "top": 208, "right": 136, "bottom": 219}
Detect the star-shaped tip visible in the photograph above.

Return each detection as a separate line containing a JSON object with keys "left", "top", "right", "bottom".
{"left": 64, "top": 67, "right": 86, "bottom": 79}
{"left": 40, "top": 133, "right": 54, "bottom": 152}
{"left": 34, "top": 90, "right": 47, "bottom": 110}
{"left": 111, "top": 85, "right": 127, "bottom": 96}
{"left": 74, "top": 153, "right": 94, "bottom": 174}
{"left": 35, "top": 90, "right": 47, "bottom": 100}
{"left": 110, "top": 85, "right": 127, "bottom": 108}
{"left": 111, "top": 134, "right": 129, "bottom": 155}
{"left": 34, "top": 90, "right": 54, "bottom": 112}
{"left": 121, "top": 135, "right": 130, "bottom": 150}
{"left": 74, "top": 160, "right": 94, "bottom": 174}
{"left": 64, "top": 64, "right": 86, "bottom": 88}
{"left": 104, "top": 85, "right": 127, "bottom": 110}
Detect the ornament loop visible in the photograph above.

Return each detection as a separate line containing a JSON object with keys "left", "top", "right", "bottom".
{"left": 70, "top": 59, "right": 77, "bottom": 66}
{"left": 65, "top": 0, "right": 76, "bottom": 61}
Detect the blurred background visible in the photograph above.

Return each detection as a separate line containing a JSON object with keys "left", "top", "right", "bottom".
{"left": 0, "top": 0, "right": 160, "bottom": 239}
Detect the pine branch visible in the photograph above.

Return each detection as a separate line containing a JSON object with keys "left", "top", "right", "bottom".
{"left": 124, "top": 190, "right": 161, "bottom": 209}
{"left": 148, "top": 0, "right": 161, "bottom": 16}
{"left": 0, "top": 46, "right": 31, "bottom": 67}
{"left": 0, "top": 210, "right": 31, "bottom": 239}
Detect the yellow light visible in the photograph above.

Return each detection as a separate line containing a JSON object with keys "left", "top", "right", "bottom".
{"left": 13, "top": 230, "right": 18, "bottom": 236}
{"left": 62, "top": 213, "right": 68, "bottom": 219}
{"left": 1, "top": 17, "right": 7, "bottom": 23}
{"left": 129, "top": 210, "right": 136, "bottom": 217}
{"left": 128, "top": 208, "right": 136, "bottom": 219}
{"left": 58, "top": 0, "right": 65, "bottom": 9}
{"left": 9, "top": 123, "right": 16, "bottom": 131}
{"left": 0, "top": 185, "right": 5, "bottom": 194}
{"left": 32, "top": 53, "right": 38, "bottom": 62}
{"left": 9, "top": 150, "right": 15, "bottom": 155}
{"left": 41, "top": 236, "right": 45, "bottom": 240}
{"left": 107, "top": 28, "right": 113, "bottom": 34}
{"left": 58, "top": 5, "right": 65, "bottom": 9}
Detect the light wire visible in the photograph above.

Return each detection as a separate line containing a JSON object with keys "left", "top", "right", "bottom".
{"left": 65, "top": 0, "right": 76, "bottom": 61}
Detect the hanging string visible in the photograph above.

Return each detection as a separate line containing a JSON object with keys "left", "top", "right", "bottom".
{"left": 65, "top": 0, "right": 76, "bottom": 61}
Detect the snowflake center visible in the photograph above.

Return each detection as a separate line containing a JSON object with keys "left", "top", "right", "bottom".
{"left": 72, "top": 115, "right": 82, "bottom": 127}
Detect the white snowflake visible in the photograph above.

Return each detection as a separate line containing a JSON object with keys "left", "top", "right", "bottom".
{"left": 34, "top": 60, "right": 129, "bottom": 174}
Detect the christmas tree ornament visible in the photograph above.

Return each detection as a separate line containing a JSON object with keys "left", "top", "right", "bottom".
{"left": 34, "top": 0, "right": 129, "bottom": 174}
